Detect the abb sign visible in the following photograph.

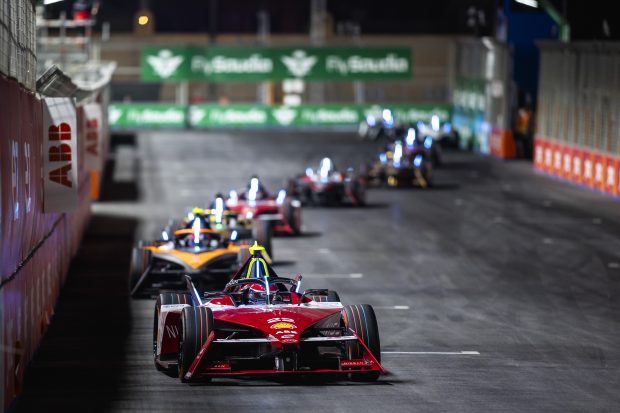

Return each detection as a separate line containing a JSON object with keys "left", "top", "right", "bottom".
{"left": 43, "top": 98, "right": 78, "bottom": 212}
{"left": 535, "top": 137, "right": 619, "bottom": 198}
{"left": 83, "top": 103, "right": 102, "bottom": 171}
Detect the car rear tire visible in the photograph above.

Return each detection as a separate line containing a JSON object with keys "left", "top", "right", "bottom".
{"left": 129, "top": 247, "right": 145, "bottom": 295}
{"left": 252, "top": 219, "right": 273, "bottom": 260}
{"left": 342, "top": 304, "right": 381, "bottom": 382}
{"left": 154, "top": 293, "right": 193, "bottom": 372}
{"left": 284, "top": 198, "right": 302, "bottom": 234}
{"left": 178, "top": 306, "right": 213, "bottom": 382}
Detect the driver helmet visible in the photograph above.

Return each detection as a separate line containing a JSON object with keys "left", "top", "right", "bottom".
{"left": 241, "top": 283, "right": 278, "bottom": 305}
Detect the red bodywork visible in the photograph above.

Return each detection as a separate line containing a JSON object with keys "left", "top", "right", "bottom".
{"left": 226, "top": 198, "right": 295, "bottom": 235}
{"left": 157, "top": 297, "right": 384, "bottom": 380}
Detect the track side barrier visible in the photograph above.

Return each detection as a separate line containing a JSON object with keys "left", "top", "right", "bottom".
{"left": 534, "top": 137, "right": 620, "bottom": 198}
{"left": 0, "top": 71, "right": 105, "bottom": 410}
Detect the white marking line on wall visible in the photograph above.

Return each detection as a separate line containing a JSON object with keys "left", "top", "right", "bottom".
{"left": 374, "top": 305, "right": 410, "bottom": 310}
{"left": 382, "top": 351, "right": 480, "bottom": 355}
{"left": 302, "top": 273, "right": 364, "bottom": 279}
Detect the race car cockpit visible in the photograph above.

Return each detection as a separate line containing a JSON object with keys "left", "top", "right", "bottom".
{"left": 173, "top": 219, "right": 225, "bottom": 252}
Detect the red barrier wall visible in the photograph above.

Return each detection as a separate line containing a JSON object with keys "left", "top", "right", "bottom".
{"left": 534, "top": 137, "right": 620, "bottom": 198}
{"left": 0, "top": 73, "right": 102, "bottom": 410}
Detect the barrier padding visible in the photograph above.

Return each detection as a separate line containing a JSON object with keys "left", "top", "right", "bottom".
{"left": 0, "top": 73, "right": 104, "bottom": 410}
{"left": 534, "top": 137, "right": 620, "bottom": 198}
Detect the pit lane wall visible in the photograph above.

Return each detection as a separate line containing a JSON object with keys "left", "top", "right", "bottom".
{"left": 534, "top": 42, "right": 620, "bottom": 198}
{"left": 0, "top": 70, "right": 110, "bottom": 413}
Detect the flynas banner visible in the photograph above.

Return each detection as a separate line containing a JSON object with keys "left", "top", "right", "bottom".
{"left": 108, "top": 103, "right": 187, "bottom": 128}
{"left": 110, "top": 103, "right": 450, "bottom": 129}
{"left": 141, "top": 46, "right": 412, "bottom": 82}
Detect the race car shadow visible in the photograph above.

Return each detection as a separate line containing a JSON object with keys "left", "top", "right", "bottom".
{"left": 187, "top": 376, "right": 395, "bottom": 387}
{"left": 294, "top": 230, "right": 323, "bottom": 238}
{"left": 271, "top": 260, "right": 296, "bottom": 267}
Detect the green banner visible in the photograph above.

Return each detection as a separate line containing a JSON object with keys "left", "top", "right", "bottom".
{"left": 108, "top": 103, "right": 187, "bottom": 128}
{"left": 141, "top": 46, "right": 412, "bottom": 82}
{"left": 109, "top": 103, "right": 451, "bottom": 129}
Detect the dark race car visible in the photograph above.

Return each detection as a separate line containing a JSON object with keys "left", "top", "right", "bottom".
{"left": 226, "top": 176, "right": 302, "bottom": 236}
{"left": 153, "top": 242, "right": 384, "bottom": 383}
{"left": 289, "top": 157, "right": 366, "bottom": 206}
{"left": 367, "top": 132, "right": 433, "bottom": 188}
{"left": 176, "top": 193, "right": 275, "bottom": 259}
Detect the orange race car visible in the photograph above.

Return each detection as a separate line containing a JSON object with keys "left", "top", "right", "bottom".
{"left": 129, "top": 219, "right": 251, "bottom": 297}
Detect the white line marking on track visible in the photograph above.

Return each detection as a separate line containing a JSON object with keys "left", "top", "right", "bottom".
{"left": 608, "top": 262, "right": 620, "bottom": 269}
{"left": 318, "top": 248, "right": 331, "bottom": 254}
{"left": 375, "top": 305, "right": 410, "bottom": 310}
{"left": 303, "top": 273, "right": 364, "bottom": 279}
{"left": 382, "top": 351, "right": 480, "bottom": 355}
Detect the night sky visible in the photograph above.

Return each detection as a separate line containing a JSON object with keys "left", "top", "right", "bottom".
{"left": 44, "top": 0, "right": 620, "bottom": 40}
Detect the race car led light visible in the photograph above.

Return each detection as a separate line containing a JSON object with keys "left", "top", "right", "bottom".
{"left": 230, "top": 230, "right": 238, "bottom": 241}
{"left": 192, "top": 217, "right": 201, "bottom": 245}
{"left": 442, "top": 122, "right": 452, "bottom": 133}
{"left": 431, "top": 114, "right": 440, "bottom": 132}
{"left": 393, "top": 142, "right": 403, "bottom": 168}
{"left": 366, "top": 114, "right": 376, "bottom": 127}
{"left": 424, "top": 136, "right": 433, "bottom": 149}
{"left": 245, "top": 211, "right": 253, "bottom": 219}
{"left": 187, "top": 212, "right": 194, "bottom": 221}
{"left": 414, "top": 154, "right": 423, "bottom": 168}
{"left": 161, "top": 230, "right": 169, "bottom": 241}
{"left": 229, "top": 190, "right": 238, "bottom": 202}
{"left": 305, "top": 167, "right": 313, "bottom": 177}
{"left": 214, "top": 197, "right": 224, "bottom": 223}
{"left": 264, "top": 276, "right": 271, "bottom": 305}
{"left": 379, "top": 153, "right": 387, "bottom": 164}
{"left": 406, "top": 128, "right": 416, "bottom": 146}
{"left": 248, "top": 189, "right": 257, "bottom": 203}
{"left": 319, "top": 157, "right": 332, "bottom": 182}
{"left": 276, "top": 189, "right": 287, "bottom": 205}
{"left": 250, "top": 177, "right": 259, "bottom": 192}
{"left": 382, "top": 109, "right": 394, "bottom": 127}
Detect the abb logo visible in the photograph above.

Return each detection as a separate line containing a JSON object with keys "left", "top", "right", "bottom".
{"left": 86, "top": 118, "right": 99, "bottom": 156}
{"left": 48, "top": 123, "right": 73, "bottom": 188}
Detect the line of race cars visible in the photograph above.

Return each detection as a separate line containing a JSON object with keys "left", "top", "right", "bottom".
{"left": 130, "top": 175, "right": 383, "bottom": 383}
{"left": 131, "top": 120, "right": 452, "bottom": 384}
{"left": 361, "top": 108, "right": 458, "bottom": 188}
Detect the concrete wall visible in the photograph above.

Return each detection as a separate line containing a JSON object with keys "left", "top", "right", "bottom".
{"left": 534, "top": 42, "right": 620, "bottom": 198}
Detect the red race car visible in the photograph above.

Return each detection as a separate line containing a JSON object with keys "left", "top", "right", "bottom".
{"left": 153, "top": 242, "right": 384, "bottom": 382}
{"left": 290, "top": 157, "right": 366, "bottom": 206}
{"left": 226, "top": 176, "right": 302, "bottom": 236}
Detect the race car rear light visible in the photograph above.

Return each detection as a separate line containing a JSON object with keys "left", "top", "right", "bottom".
{"left": 340, "top": 359, "right": 374, "bottom": 369}
{"left": 208, "top": 361, "right": 231, "bottom": 371}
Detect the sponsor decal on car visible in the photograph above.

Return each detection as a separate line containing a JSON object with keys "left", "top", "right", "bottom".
{"left": 270, "top": 322, "right": 297, "bottom": 330}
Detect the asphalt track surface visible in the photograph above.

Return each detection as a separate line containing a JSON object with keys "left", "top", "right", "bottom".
{"left": 14, "top": 130, "right": 620, "bottom": 412}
